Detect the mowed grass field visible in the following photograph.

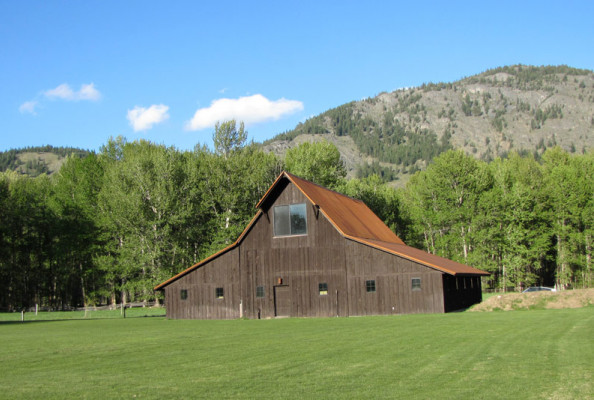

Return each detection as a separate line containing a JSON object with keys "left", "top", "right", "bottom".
{"left": 0, "top": 308, "right": 592, "bottom": 399}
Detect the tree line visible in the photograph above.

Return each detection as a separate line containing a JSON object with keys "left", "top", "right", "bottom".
{"left": 402, "top": 148, "right": 593, "bottom": 291}
{"left": 0, "top": 122, "right": 591, "bottom": 310}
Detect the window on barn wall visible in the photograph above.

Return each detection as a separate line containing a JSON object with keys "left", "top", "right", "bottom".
{"left": 256, "top": 286, "right": 265, "bottom": 298}
{"left": 215, "top": 287, "right": 224, "bottom": 299}
{"left": 273, "top": 203, "right": 307, "bottom": 236}
{"left": 180, "top": 289, "right": 188, "bottom": 300}
{"left": 319, "top": 283, "right": 328, "bottom": 295}
{"left": 412, "top": 278, "right": 421, "bottom": 291}
{"left": 366, "top": 280, "right": 376, "bottom": 293}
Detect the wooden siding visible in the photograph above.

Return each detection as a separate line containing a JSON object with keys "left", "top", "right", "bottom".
{"left": 164, "top": 248, "right": 240, "bottom": 319}
{"left": 344, "top": 240, "right": 445, "bottom": 315}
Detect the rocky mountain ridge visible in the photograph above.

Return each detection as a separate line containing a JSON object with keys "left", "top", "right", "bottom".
{"left": 264, "top": 65, "right": 594, "bottom": 184}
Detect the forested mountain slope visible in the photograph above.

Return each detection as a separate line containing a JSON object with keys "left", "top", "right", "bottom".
{"left": 265, "top": 65, "right": 594, "bottom": 183}
{"left": 0, "top": 145, "right": 90, "bottom": 177}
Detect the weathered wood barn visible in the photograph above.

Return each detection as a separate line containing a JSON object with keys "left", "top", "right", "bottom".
{"left": 155, "top": 171, "right": 489, "bottom": 319}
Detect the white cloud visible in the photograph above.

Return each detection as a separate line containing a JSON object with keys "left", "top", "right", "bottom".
{"left": 78, "top": 83, "right": 101, "bottom": 101}
{"left": 44, "top": 83, "right": 101, "bottom": 101}
{"left": 19, "top": 100, "right": 38, "bottom": 114}
{"left": 127, "top": 104, "right": 170, "bottom": 132}
{"left": 185, "top": 94, "right": 304, "bottom": 131}
{"left": 44, "top": 83, "right": 76, "bottom": 100}
{"left": 19, "top": 82, "right": 101, "bottom": 115}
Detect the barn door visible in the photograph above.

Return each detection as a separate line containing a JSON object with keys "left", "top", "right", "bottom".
{"left": 274, "top": 285, "right": 291, "bottom": 317}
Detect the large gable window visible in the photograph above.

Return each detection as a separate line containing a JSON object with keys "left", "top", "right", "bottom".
{"left": 274, "top": 203, "right": 307, "bottom": 236}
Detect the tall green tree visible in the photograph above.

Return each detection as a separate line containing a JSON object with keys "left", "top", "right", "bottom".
{"left": 491, "top": 154, "right": 552, "bottom": 290}
{"left": 0, "top": 172, "right": 59, "bottom": 310}
{"left": 403, "top": 150, "right": 492, "bottom": 263}
{"left": 100, "top": 140, "right": 197, "bottom": 304}
{"left": 201, "top": 125, "right": 281, "bottom": 255}
{"left": 213, "top": 120, "right": 247, "bottom": 159}
{"left": 284, "top": 140, "right": 346, "bottom": 189}
{"left": 543, "top": 147, "right": 594, "bottom": 289}
{"left": 51, "top": 153, "right": 105, "bottom": 306}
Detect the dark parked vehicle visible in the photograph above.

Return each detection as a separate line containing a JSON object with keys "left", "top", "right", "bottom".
{"left": 522, "top": 286, "right": 556, "bottom": 293}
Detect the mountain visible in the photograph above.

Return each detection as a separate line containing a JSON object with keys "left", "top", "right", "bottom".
{"left": 0, "top": 145, "right": 90, "bottom": 177}
{"left": 264, "top": 65, "right": 594, "bottom": 185}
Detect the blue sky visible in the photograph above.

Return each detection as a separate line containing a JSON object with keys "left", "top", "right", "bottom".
{"left": 1, "top": 1, "right": 593, "bottom": 152}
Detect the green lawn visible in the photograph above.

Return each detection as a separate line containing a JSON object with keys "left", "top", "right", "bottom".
{"left": 0, "top": 308, "right": 592, "bottom": 399}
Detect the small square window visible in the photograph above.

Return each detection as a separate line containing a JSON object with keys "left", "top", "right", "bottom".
{"left": 256, "top": 286, "right": 265, "bottom": 298}
{"left": 412, "top": 278, "right": 421, "bottom": 291}
{"left": 319, "top": 283, "right": 328, "bottom": 295}
{"left": 180, "top": 289, "right": 188, "bottom": 300}
{"left": 366, "top": 280, "right": 376, "bottom": 293}
{"left": 215, "top": 287, "right": 224, "bottom": 299}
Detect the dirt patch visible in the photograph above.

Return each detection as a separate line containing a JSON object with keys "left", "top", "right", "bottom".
{"left": 470, "top": 288, "right": 594, "bottom": 312}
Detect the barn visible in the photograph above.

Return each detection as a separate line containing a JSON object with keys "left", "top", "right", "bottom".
{"left": 154, "top": 171, "right": 489, "bottom": 319}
